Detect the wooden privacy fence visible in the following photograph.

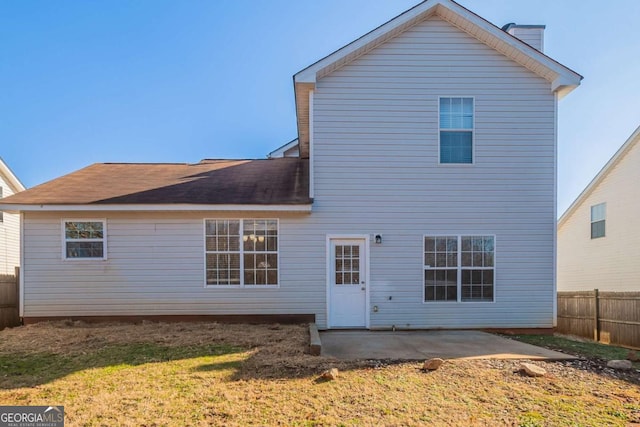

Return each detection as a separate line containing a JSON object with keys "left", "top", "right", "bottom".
{"left": 557, "top": 290, "right": 640, "bottom": 349}
{"left": 0, "top": 267, "right": 19, "bottom": 330}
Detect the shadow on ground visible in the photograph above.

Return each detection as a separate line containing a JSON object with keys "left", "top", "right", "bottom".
{"left": 0, "top": 342, "right": 244, "bottom": 390}
{"left": 0, "top": 322, "right": 637, "bottom": 390}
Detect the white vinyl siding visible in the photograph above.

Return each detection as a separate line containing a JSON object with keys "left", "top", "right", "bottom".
{"left": 20, "top": 16, "right": 557, "bottom": 329}
{"left": 311, "top": 16, "right": 555, "bottom": 328}
{"left": 558, "top": 138, "right": 640, "bottom": 292}
{"left": 507, "top": 27, "right": 544, "bottom": 52}
{"left": 0, "top": 175, "right": 20, "bottom": 275}
{"left": 22, "top": 211, "right": 320, "bottom": 320}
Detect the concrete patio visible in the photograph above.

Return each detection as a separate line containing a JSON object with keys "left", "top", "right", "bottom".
{"left": 319, "top": 330, "right": 575, "bottom": 360}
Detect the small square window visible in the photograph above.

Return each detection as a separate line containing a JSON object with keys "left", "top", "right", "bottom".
{"left": 63, "top": 220, "right": 106, "bottom": 259}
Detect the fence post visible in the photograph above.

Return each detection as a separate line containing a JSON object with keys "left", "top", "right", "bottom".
{"left": 593, "top": 288, "right": 599, "bottom": 342}
{"left": 14, "top": 266, "right": 20, "bottom": 323}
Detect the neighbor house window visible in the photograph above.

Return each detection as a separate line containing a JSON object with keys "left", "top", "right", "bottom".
{"left": 424, "top": 235, "right": 494, "bottom": 302}
{"left": 205, "top": 219, "right": 278, "bottom": 286}
{"left": 63, "top": 220, "right": 106, "bottom": 259}
{"left": 591, "top": 203, "right": 606, "bottom": 239}
{"left": 439, "top": 97, "right": 473, "bottom": 164}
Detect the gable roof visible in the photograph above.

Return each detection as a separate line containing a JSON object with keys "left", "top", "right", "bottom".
{"left": 0, "top": 157, "right": 26, "bottom": 193}
{"left": 559, "top": 125, "right": 640, "bottom": 227}
{"left": 0, "top": 158, "right": 311, "bottom": 212}
{"left": 293, "top": 0, "right": 582, "bottom": 158}
{"left": 268, "top": 138, "right": 299, "bottom": 158}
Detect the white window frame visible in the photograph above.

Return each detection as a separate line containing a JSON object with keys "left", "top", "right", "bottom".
{"left": 438, "top": 96, "right": 475, "bottom": 165}
{"left": 423, "top": 234, "right": 496, "bottom": 303}
{"left": 61, "top": 219, "right": 107, "bottom": 261}
{"left": 590, "top": 202, "right": 606, "bottom": 239}
{"left": 203, "top": 219, "right": 279, "bottom": 288}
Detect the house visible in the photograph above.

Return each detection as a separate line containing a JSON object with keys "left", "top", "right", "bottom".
{"left": 0, "top": 157, "right": 26, "bottom": 275}
{"left": 558, "top": 126, "right": 640, "bottom": 292}
{"left": 0, "top": 0, "right": 581, "bottom": 330}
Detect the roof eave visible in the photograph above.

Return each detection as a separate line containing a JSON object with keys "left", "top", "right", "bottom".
{"left": 293, "top": 0, "right": 582, "bottom": 156}
{"left": 294, "top": 0, "right": 583, "bottom": 85}
{"left": 0, "top": 203, "right": 314, "bottom": 214}
{"left": 552, "top": 76, "right": 583, "bottom": 100}
{"left": 0, "top": 158, "right": 26, "bottom": 193}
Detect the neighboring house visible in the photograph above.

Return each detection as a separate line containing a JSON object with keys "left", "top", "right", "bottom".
{"left": 0, "top": 158, "right": 26, "bottom": 275}
{"left": 268, "top": 139, "right": 299, "bottom": 159}
{"left": 0, "top": 0, "right": 581, "bottom": 329}
{"left": 558, "top": 126, "right": 640, "bottom": 292}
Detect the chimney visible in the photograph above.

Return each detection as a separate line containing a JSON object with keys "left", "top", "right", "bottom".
{"left": 502, "top": 23, "right": 545, "bottom": 52}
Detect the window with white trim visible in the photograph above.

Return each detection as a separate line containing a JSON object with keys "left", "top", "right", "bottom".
{"left": 64, "top": 220, "right": 106, "bottom": 259}
{"left": 590, "top": 203, "right": 606, "bottom": 239}
{"left": 439, "top": 97, "right": 473, "bottom": 164}
{"left": 424, "top": 235, "right": 494, "bottom": 302}
{"left": 205, "top": 219, "right": 278, "bottom": 286}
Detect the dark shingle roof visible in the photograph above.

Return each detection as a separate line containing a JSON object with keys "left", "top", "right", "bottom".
{"left": 0, "top": 158, "right": 310, "bottom": 206}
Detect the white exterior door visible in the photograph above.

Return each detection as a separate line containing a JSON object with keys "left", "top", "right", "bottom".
{"left": 328, "top": 238, "right": 367, "bottom": 328}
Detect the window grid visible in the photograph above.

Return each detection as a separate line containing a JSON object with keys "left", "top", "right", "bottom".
{"left": 424, "top": 235, "right": 494, "bottom": 302}
{"left": 243, "top": 219, "right": 278, "bottom": 286}
{"left": 590, "top": 203, "right": 606, "bottom": 239}
{"left": 205, "top": 219, "right": 278, "bottom": 287}
{"left": 205, "top": 220, "right": 241, "bottom": 285}
{"left": 439, "top": 97, "right": 474, "bottom": 164}
{"left": 424, "top": 236, "right": 458, "bottom": 301}
{"left": 335, "top": 244, "right": 360, "bottom": 285}
{"left": 460, "top": 236, "right": 494, "bottom": 302}
{"left": 63, "top": 220, "right": 106, "bottom": 259}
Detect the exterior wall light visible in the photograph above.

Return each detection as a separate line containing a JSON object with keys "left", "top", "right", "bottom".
{"left": 375, "top": 234, "right": 382, "bottom": 244}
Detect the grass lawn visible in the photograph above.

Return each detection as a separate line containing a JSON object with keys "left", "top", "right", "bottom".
{"left": 0, "top": 322, "right": 638, "bottom": 426}
{"left": 511, "top": 334, "right": 640, "bottom": 365}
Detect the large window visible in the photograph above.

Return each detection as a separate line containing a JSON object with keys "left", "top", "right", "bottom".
{"left": 205, "top": 219, "right": 278, "bottom": 287}
{"left": 439, "top": 97, "right": 473, "bottom": 164}
{"left": 63, "top": 220, "right": 106, "bottom": 259}
{"left": 424, "top": 235, "right": 494, "bottom": 302}
{"left": 590, "top": 203, "right": 606, "bottom": 239}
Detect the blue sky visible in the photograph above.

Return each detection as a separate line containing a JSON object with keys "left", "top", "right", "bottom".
{"left": 1, "top": 0, "right": 639, "bottom": 214}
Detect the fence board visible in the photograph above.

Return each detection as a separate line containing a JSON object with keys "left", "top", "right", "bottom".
{"left": 558, "top": 290, "right": 640, "bottom": 349}
{"left": 0, "top": 270, "right": 19, "bottom": 330}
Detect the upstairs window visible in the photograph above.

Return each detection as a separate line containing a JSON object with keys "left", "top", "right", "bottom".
{"left": 439, "top": 97, "right": 473, "bottom": 164}
{"left": 591, "top": 203, "right": 606, "bottom": 239}
{"left": 64, "top": 220, "right": 106, "bottom": 259}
